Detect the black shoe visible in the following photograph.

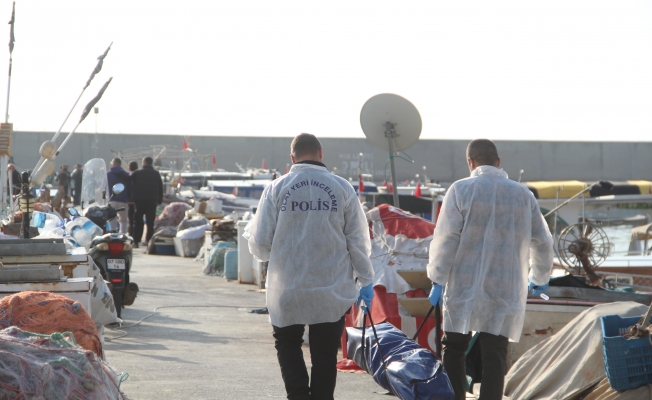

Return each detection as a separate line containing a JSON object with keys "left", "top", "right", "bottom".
{"left": 133, "top": 243, "right": 139, "bottom": 249}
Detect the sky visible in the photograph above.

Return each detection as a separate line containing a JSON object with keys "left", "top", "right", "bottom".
{"left": 1, "top": 1, "right": 652, "bottom": 142}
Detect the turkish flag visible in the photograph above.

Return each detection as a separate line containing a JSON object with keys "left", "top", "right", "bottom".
{"left": 262, "top": 159, "right": 267, "bottom": 169}
{"left": 358, "top": 175, "right": 365, "bottom": 193}
{"left": 388, "top": 181, "right": 393, "bottom": 194}
{"left": 182, "top": 138, "right": 190, "bottom": 151}
{"left": 212, "top": 152, "right": 217, "bottom": 167}
{"left": 415, "top": 181, "right": 421, "bottom": 197}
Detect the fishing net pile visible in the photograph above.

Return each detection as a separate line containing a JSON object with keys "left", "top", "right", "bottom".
{"left": 154, "top": 202, "right": 192, "bottom": 231}
{"left": 0, "top": 291, "right": 102, "bottom": 356}
{"left": 203, "top": 241, "right": 237, "bottom": 276}
{"left": 0, "top": 326, "right": 125, "bottom": 399}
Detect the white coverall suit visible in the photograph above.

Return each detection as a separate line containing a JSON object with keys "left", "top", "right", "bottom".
{"left": 427, "top": 165, "right": 554, "bottom": 341}
{"left": 245, "top": 162, "right": 375, "bottom": 400}
{"left": 245, "top": 162, "right": 375, "bottom": 326}
{"left": 427, "top": 165, "right": 553, "bottom": 400}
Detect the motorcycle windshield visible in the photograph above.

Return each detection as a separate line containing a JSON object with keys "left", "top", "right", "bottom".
{"left": 81, "top": 158, "right": 109, "bottom": 208}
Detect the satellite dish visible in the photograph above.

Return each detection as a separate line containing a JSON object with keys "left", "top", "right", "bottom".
{"left": 360, "top": 93, "right": 422, "bottom": 152}
{"left": 360, "top": 93, "right": 422, "bottom": 208}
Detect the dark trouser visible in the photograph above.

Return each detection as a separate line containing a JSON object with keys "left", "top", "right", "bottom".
{"left": 272, "top": 317, "right": 345, "bottom": 400}
{"left": 73, "top": 189, "right": 81, "bottom": 206}
{"left": 128, "top": 203, "right": 135, "bottom": 236}
{"left": 442, "top": 331, "right": 508, "bottom": 400}
{"left": 133, "top": 200, "right": 157, "bottom": 244}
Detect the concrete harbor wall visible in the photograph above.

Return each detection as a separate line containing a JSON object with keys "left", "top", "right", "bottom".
{"left": 9, "top": 131, "right": 652, "bottom": 183}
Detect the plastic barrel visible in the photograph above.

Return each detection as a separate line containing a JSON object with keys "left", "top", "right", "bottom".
{"left": 224, "top": 249, "right": 238, "bottom": 280}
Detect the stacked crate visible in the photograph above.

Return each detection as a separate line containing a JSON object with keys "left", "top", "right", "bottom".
{"left": 0, "top": 123, "right": 11, "bottom": 156}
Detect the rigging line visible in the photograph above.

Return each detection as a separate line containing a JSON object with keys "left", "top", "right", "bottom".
{"left": 399, "top": 151, "right": 415, "bottom": 163}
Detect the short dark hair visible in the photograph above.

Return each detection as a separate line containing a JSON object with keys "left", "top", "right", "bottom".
{"left": 466, "top": 139, "right": 499, "bottom": 166}
{"left": 128, "top": 161, "right": 138, "bottom": 172}
{"left": 291, "top": 133, "right": 322, "bottom": 159}
{"left": 142, "top": 156, "right": 153, "bottom": 166}
{"left": 111, "top": 158, "right": 122, "bottom": 166}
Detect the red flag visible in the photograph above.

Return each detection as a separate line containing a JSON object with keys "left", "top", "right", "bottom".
{"left": 182, "top": 138, "right": 189, "bottom": 151}
{"left": 212, "top": 152, "right": 217, "bottom": 167}
{"left": 262, "top": 159, "right": 267, "bottom": 169}
{"left": 232, "top": 186, "right": 238, "bottom": 196}
{"left": 358, "top": 175, "right": 365, "bottom": 193}
{"left": 415, "top": 181, "right": 421, "bottom": 197}
{"left": 388, "top": 181, "right": 393, "bottom": 194}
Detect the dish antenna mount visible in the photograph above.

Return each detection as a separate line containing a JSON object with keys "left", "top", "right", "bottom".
{"left": 360, "top": 93, "right": 422, "bottom": 208}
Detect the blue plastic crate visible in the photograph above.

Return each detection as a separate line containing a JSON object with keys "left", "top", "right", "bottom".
{"left": 601, "top": 314, "right": 652, "bottom": 391}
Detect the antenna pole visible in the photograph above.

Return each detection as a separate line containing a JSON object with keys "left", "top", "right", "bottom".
{"left": 385, "top": 121, "right": 400, "bottom": 208}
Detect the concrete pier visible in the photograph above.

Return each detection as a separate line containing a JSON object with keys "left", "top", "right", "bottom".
{"left": 104, "top": 248, "right": 383, "bottom": 400}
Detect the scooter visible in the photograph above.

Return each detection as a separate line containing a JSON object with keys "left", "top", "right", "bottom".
{"left": 72, "top": 182, "right": 139, "bottom": 318}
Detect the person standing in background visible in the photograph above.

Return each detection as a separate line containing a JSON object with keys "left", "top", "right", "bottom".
{"left": 52, "top": 165, "right": 71, "bottom": 215}
{"left": 127, "top": 161, "right": 138, "bottom": 237}
{"left": 70, "top": 164, "right": 83, "bottom": 206}
{"left": 107, "top": 158, "right": 131, "bottom": 234}
{"left": 7, "top": 164, "right": 21, "bottom": 196}
{"left": 130, "top": 157, "right": 163, "bottom": 248}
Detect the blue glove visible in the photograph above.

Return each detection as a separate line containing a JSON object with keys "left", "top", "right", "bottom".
{"left": 429, "top": 284, "right": 443, "bottom": 307}
{"left": 357, "top": 283, "right": 374, "bottom": 313}
{"left": 528, "top": 281, "right": 549, "bottom": 295}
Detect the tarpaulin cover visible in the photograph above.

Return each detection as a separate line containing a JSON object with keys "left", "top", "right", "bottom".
{"left": 367, "top": 204, "right": 435, "bottom": 296}
{"left": 504, "top": 302, "right": 649, "bottom": 400}
{"left": 346, "top": 321, "right": 454, "bottom": 400}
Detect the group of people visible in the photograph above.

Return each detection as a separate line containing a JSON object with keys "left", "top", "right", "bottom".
{"left": 6, "top": 157, "right": 163, "bottom": 247}
{"left": 245, "top": 133, "right": 554, "bottom": 400}
{"left": 5, "top": 163, "right": 80, "bottom": 210}
{"left": 106, "top": 156, "right": 164, "bottom": 247}
{"left": 51, "top": 164, "right": 80, "bottom": 213}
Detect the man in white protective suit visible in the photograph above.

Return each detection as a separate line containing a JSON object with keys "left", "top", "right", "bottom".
{"left": 427, "top": 139, "right": 554, "bottom": 400}
{"left": 244, "top": 133, "right": 375, "bottom": 400}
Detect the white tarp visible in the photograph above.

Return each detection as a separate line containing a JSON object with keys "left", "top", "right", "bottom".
{"left": 366, "top": 204, "right": 434, "bottom": 295}
{"left": 504, "top": 301, "right": 650, "bottom": 400}
{"left": 87, "top": 255, "right": 119, "bottom": 326}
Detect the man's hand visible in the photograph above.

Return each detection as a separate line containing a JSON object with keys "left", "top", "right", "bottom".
{"left": 357, "top": 283, "right": 374, "bottom": 314}
{"left": 429, "top": 284, "right": 443, "bottom": 307}
{"left": 528, "top": 281, "right": 549, "bottom": 295}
